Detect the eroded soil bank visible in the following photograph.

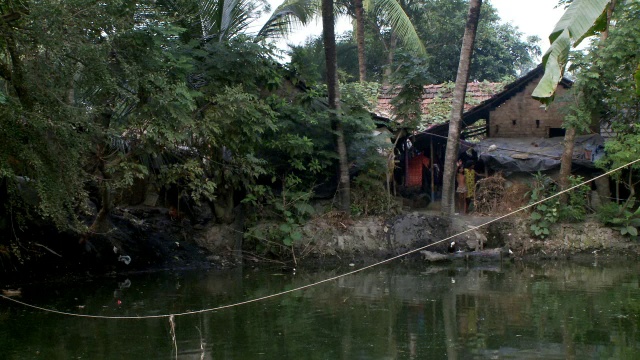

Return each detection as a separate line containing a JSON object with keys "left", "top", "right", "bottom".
{"left": 198, "top": 210, "right": 639, "bottom": 268}
{"left": 2, "top": 207, "right": 637, "bottom": 284}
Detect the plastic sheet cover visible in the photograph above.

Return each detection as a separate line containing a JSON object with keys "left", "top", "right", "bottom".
{"left": 475, "top": 134, "right": 604, "bottom": 175}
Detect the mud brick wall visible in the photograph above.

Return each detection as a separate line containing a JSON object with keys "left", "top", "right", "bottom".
{"left": 488, "top": 75, "right": 569, "bottom": 138}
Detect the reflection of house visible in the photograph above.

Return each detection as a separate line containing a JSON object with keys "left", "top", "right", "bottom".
{"left": 376, "top": 65, "right": 603, "bottom": 205}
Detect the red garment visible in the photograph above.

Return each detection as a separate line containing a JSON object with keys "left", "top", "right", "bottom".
{"left": 407, "top": 154, "right": 430, "bottom": 187}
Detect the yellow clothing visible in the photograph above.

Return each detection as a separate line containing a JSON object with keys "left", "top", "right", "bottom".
{"left": 464, "top": 169, "right": 475, "bottom": 199}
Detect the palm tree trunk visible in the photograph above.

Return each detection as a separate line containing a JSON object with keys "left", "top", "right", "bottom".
{"left": 355, "top": 0, "right": 366, "bottom": 82}
{"left": 322, "top": 0, "right": 351, "bottom": 212}
{"left": 383, "top": 31, "right": 397, "bottom": 85}
{"left": 441, "top": 0, "right": 482, "bottom": 216}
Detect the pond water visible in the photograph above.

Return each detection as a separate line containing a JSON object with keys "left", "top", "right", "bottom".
{"left": 1, "top": 260, "right": 640, "bottom": 359}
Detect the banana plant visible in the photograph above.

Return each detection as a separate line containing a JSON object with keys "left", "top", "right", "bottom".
{"left": 532, "top": 0, "right": 612, "bottom": 103}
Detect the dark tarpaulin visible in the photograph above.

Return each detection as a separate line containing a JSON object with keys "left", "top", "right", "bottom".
{"left": 475, "top": 134, "right": 604, "bottom": 175}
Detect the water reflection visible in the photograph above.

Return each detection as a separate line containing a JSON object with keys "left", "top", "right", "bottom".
{"left": 1, "top": 262, "right": 640, "bottom": 359}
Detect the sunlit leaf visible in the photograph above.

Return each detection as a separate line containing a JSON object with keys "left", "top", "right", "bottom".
{"left": 533, "top": 0, "right": 610, "bottom": 103}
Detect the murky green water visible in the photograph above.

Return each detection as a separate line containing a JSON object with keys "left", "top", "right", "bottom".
{"left": 2, "top": 260, "right": 640, "bottom": 359}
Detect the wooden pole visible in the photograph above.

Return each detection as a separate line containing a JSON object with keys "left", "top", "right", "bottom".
{"left": 430, "top": 135, "right": 435, "bottom": 203}
{"left": 404, "top": 138, "right": 409, "bottom": 187}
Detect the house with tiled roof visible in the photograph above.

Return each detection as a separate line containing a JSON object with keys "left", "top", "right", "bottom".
{"left": 379, "top": 65, "right": 602, "bottom": 206}
{"left": 375, "top": 81, "right": 504, "bottom": 122}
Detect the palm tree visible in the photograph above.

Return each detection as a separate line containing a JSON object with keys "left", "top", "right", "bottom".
{"left": 322, "top": 0, "right": 351, "bottom": 211}
{"left": 441, "top": 0, "right": 483, "bottom": 216}
{"left": 265, "top": 0, "right": 425, "bottom": 82}
{"left": 354, "top": 0, "right": 366, "bottom": 82}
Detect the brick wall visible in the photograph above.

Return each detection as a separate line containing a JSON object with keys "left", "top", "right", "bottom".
{"left": 488, "top": 75, "right": 569, "bottom": 138}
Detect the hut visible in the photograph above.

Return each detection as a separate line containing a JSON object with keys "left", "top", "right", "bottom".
{"left": 376, "top": 65, "right": 604, "bottom": 207}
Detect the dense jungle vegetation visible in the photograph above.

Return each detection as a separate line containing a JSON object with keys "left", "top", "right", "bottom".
{"left": 0, "top": 0, "right": 638, "bottom": 269}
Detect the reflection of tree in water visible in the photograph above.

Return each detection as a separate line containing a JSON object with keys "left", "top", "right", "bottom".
{"left": 452, "top": 263, "right": 640, "bottom": 358}
{"left": 2, "top": 264, "right": 640, "bottom": 358}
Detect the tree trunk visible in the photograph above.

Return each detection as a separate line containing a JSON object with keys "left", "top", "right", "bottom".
{"left": 323, "top": 0, "right": 351, "bottom": 212}
{"left": 84, "top": 144, "right": 112, "bottom": 241}
{"left": 558, "top": 127, "right": 576, "bottom": 204}
{"left": 441, "top": 0, "right": 482, "bottom": 216}
{"left": 383, "top": 31, "right": 398, "bottom": 85}
{"left": 592, "top": 0, "right": 615, "bottom": 204}
{"left": 559, "top": 0, "right": 616, "bottom": 204}
{"left": 355, "top": 0, "right": 366, "bottom": 83}
{"left": 0, "top": 18, "right": 33, "bottom": 109}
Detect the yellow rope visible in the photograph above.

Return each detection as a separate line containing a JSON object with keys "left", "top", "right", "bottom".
{"left": 1, "top": 157, "right": 639, "bottom": 320}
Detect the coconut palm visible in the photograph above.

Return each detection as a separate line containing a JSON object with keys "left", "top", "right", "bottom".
{"left": 321, "top": 0, "right": 351, "bottom": 211}
{"left": 441, "top": 0, "right": 483, "bottom": 216}
{"left": 264, "top": 0, "right": 425, "bottom": 82}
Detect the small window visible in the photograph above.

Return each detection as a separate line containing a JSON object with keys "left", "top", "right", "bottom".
{"left": 512, "top": 119, "right": 516, "bottom": 125}
{"left": 536, "top": 120, "right": 540, "bottom": 128}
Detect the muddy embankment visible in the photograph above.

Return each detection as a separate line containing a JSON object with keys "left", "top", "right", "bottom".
{"left": 198, "top": 211, "right": 640, "bottom": 268}
{"left": 3, "top": 207, "right": 637, "bottom": 282}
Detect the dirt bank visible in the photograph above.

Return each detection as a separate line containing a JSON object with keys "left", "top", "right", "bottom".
{"left": 4, "top": 206, "right": 638, "bottom": 282}
{"left": 198, "top": 210, "right": 640, "bottom": 268}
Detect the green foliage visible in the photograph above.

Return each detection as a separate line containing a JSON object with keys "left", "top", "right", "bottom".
{"left": 341, "top": 82, "right": 393, "bottom": 216}
{"left": 422, "top": 82, "right": 456, "bottom": 126}
{"left": 351, "top": 170, "right": 390, "bottom": 217}
{"left": 244, "top": 175, "right": 316, "bottom": 253}
{"left": 243, "top": 80, "right": 386, "bottom": 255}
{"left": 158, "top": 160, "right": 218, "bottom": 203}
{"left": 288, "top": 38, "right": 326, "bottom": 85}
{"left": 420, "top": 81, "right": 491, "bottom": 129}
{"left": 288, "top": 0, "right": 540, "bottom": 84}
{"left": 597, "top": 200, "right": 640, "bottom": 239}
{"left": 193, "top": 37, "right": 283, "bottom": 93}
{"left": 528, "top": 173, "right": 560, "bottom": 239}
{"left": 559, "top": 175, "right": 590, "bottom": 222}
{"left": 0, "top": 0, "right": 388, "bottom": 265}
{"left": 569, "top": 0, "right": 640, "bottom": 209}
{"left": 533, "top": 0, "right": 612, "bottom": 102}
{"left": 570, "top": 0, "right": 640, "bottom": 130}
{"left": 388, "top": 52, "right": 432, "bottom": 128}
{"left": 635, "top": 63, "right": 640, "bottom": 95}
{"left": 406, "top": 0, "right": 540, "bottom": 83}
{"left": 528, "top": 173, "right": 591, "bottom": 238}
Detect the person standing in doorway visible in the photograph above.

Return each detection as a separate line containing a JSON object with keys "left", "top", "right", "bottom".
{"left": 464, "top": 160, "right": 476, "bottom": 212}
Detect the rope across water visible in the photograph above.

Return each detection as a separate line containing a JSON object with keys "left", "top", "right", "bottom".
{"left": 2, "top": 158, "right": 639, "bottom": 320}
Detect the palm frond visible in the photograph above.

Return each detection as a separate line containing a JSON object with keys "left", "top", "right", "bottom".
{"left": 256, "top": 0, "right": 319, "bottom": 39}
{"left": 195, "top": 0, "right": 263, "bottom": 40}
{"left": 370, "top": 0, "right": 425, "bottom": 56}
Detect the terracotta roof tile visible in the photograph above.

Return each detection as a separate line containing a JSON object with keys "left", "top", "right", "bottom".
{"left": 375, "top": 82, "right": 503, "bottom": 120}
